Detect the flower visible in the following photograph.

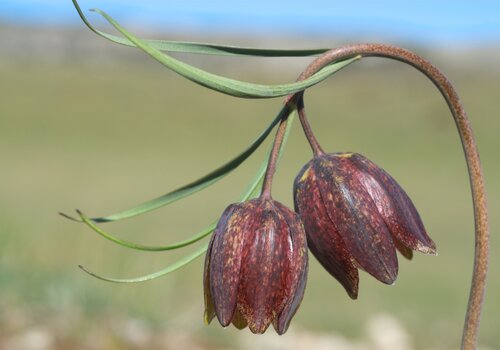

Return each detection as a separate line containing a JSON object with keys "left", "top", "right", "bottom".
{"left": 204, "top": 198, "right": 308, "bottom": 334}
{"left": 294, "top": 152, "right": 436, "bottom": 299}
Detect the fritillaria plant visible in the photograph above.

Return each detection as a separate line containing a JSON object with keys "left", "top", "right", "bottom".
{"left": 63, "top": 1, "right": 489, "bottom": 349}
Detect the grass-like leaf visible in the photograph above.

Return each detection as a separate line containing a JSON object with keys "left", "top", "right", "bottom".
{"left": 89, "top": 8, "right": 359, "bottom": 98}
{"left": 79, "top": 242, "right": 209, "bottom": 283}
{"left": 63, "top": 3, "right": 359, "bottom": 222}
{"left": 78, "top": 209, "right": 215, "bottom": 251}
{"left": 72, "top": 0, "right": 327, "bottom": 57}
{"left": 73, "top": 112, "right": 296, "bottom": 254}
{"left": 78, "top": 111, "right": 297, "bottom": 282}
{"left": 74, "top": 105, "right": 290, "bottom": 224}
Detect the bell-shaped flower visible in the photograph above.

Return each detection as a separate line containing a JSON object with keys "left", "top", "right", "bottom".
{"left": 294, "top": 152, "right": 436, "bottom": 299}
{"left": 204, "top": 198, "right": 308, "bottom": 334}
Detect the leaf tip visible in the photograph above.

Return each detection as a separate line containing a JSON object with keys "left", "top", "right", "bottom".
{"left": 59, "top": 211, "right": 82, "bottom": 222}
{"left": 78, "top": 264, "right": 96, "bottom": 278}
{"left": 90, "top": 8, "right": 106, "bottom": 16}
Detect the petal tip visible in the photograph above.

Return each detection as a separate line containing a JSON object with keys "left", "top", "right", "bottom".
{"left": 378, "top": 267, "right": 398, "bottom": 285}
{"left": 215, "top": 304, "right": 237, "bottom": 328}
{"left": 273, "top": 319, "right": 290, "bottom": 335}
{"left": 248, "top": 321, "right": 271, "bottom": 335}
{"left": 415, "top": 241, "right": 437, "bottom": 255}
{"left": 347, "top": 289, "right": 358, "bottom": 300}
{"left": 219, "top": 317, "right": 233, "bottom": 328}
{"left": 204, "top": 311, "right": 215, "bottom": 325}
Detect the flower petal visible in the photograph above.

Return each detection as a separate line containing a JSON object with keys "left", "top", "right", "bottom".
{"left": 395, "top": 239, "right": 413, "bottom": 260}
{"left": 273, "top": 259, "right": 307, "bottom": 335}
{"left": 294, "top": 163, "right": 359, "bottom": 298}
{"left": 237, "top": 200, "right": 291, "bottom": 334}
{"left": 350, "top": 154, "right": 436, "bottom": 255}
{"left": 272, "top": 201, "right": 309, "bottom": 334}
{"left": 203, "top": 232, "right": 216, "bottom": 325}
{"left": 231, "top": 308, "right": 248, "bottom": 330}
{"left": 315, "top": 155, "right": 398, "bottom": 285}
{"left": 210, "top": 203, "right": 246, "bottom": 326}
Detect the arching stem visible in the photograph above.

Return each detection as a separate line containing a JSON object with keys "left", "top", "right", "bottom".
{"left": 288, "top": 43, "right": 488, "bottom": 350}
{"left": 260, "top": 105, "right": 293, "bottom": 199}
{"left": 296, "top": 96, "right": 325, "bottom": 156}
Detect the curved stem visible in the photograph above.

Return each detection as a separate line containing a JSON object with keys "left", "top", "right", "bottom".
{"left": 290, "top": 43, "right": 489, "bottom": 350}
{"left": 260, "top": 56, "right": 358, "bottom": 198}
{"left": 296, "top": 96, "right": 325, "bottom": 156}
{"left": 261, "top": 105, "right": 293, "bottom": 199}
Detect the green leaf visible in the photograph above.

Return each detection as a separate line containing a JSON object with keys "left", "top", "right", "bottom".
{"left": 89, "top": 105, "right": 290, "bottom": 223}
{"left": 79, "top": 242, "right": 208, "bottom": 283}
{"left": 62, "top": 5, "right": 358, "bottom": 222}
{"left": 72, "top": 0, "right": 327, "bottom": 57}
{"left": 75, "top": 110, "right": 296, "bottom": 250}
{"left": 77, "top": 111, "right": 297, "bottom": 282}
{"left": 90, "top": 8, "right": 359, "bottom": 98}
{"left": 78, "top": 209, "right": 215, "bottom": 251}
{"left": 61, "top": 105, "right": 289, "bottom": 223}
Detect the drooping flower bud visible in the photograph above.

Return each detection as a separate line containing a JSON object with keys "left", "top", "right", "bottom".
{"left": 204, "top": 198, "right": 308, "bottom": 334}
{"left": 294, "top": 152, "right": 436, "bottom": 298}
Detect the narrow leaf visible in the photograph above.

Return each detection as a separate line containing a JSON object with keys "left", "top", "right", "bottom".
{"left": 72, "top": 0, "right": 327, "bottom": 57}
{"left": 91, "top": 8, "right": 359, "bottom": 98}
{"left": 72, "top": 111, "right": 294, "bottom": 252}
{"left": 90, "top": 105, "right": 290, "bottom": 223}
{"left": 77, "top": 110, "right": 296, "bottom": 281}
{"left": 79, "top": 243, "right": 208, "bottom": 283}
{"left": 78, "top": 209, "right": 215, "bottom": 251}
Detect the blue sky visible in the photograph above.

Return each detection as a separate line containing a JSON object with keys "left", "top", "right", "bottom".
{"left": 1, "top": 1, "right": 500, "bottom": 45}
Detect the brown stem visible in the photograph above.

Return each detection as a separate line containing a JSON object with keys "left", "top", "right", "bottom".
{"left": 289, "top": 43, "right": 489, "bottom": 350}
{"left": 296, "top": 96, "right": 325, "bottom": 156}
{"left": 260, "top": 105, "right": 293, "bottom": 199}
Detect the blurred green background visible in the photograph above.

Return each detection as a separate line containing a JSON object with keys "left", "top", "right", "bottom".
{"left": 1, "top": 14, "right": 499, "bottom": 350}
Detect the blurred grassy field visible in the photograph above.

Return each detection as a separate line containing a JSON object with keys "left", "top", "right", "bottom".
{"left": 0, "top": 54, "right": 498, "bottom": 349}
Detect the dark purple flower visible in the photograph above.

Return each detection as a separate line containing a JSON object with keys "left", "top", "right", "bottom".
{"left": 294, "top": 152, "right": 436, "bottom": 299}
{"left": 204, "top": 198, "right": 308, "bottom": 334}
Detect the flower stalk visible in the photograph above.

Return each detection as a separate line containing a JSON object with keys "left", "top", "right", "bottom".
{"left": 296, "top": 97, "right": 325, "bottom": 156}
{"left": 260, "top": 105, "right": 294, "bottom": 199}
{"left": 286, "top": 43, "right": 489, "bottom": 350}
